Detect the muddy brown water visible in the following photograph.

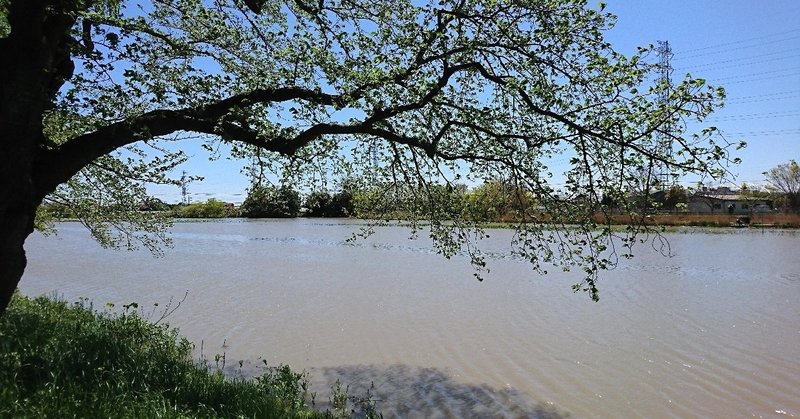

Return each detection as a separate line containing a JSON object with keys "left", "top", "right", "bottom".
{"left": 20, "top": 219, "right": 800, "bottom": 418}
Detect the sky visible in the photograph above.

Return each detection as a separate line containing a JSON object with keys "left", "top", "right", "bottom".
{"left": 604, "top": 0, "right": 800, "bottom": 188}
{"left": 148, "top": 1, "right": 800, "bottom": 204}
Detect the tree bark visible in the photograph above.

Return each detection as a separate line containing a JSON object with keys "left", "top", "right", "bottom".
{"left": 0, "top": 201, "right": 35, "bottom": 314}
{"left": 0, "top": 0, "right": 75, "bottom": 313}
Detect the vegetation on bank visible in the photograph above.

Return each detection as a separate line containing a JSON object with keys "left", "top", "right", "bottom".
{"left": 163, "top": 178, "right": 800, "bottom": 229}
{"left": 0, "top": 294, "right": 379, "bottom": 419}
{"left": 38, "top": 157, "right": 800, "bottom": 225}
{"left": 38, "top": 182, "right": 800, "bottom": 230}
{"left": 593, "top": 212, "right": 800, "bottom": 229}
{"left": 240, "top": 185, "right": 303, "bottom": 218}
{"left": 180, "top": 198, "right": 239, "bottom": 219}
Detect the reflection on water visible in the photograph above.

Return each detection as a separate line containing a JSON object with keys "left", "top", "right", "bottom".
{"left": 20, "top": 220, "right": 800, "bottom": 418}
{"left": 318, "top": 364, "right": 570, "bottom": 419}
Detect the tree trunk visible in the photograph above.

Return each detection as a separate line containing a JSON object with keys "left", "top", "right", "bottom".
{"left": 0, "top": 202, "right": 35, "bottom": 314}
{"left": 0, "top": 0, "right": 76, "bottom": 313}
{"left": 0, "top": 66, "right": 42, "bottom": 313}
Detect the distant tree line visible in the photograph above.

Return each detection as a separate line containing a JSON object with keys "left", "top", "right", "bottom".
{"left": 37, "top": 160, "right": 800, "bottom": 221}
{"left": 232, "top": 180, "right": 536, "bottom": 221}
{"left": 140, "top": 180, "right": 538, "bottom": 221}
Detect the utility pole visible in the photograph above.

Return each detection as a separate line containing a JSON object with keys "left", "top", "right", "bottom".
{"left": 654, "top": 40, "right": 674, "bottom": 190}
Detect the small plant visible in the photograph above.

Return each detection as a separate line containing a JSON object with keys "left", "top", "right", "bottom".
{"left": 325, "top": 379, "right": 383, "bottom": 419}
{"left": 256, "top": 361, "right": 314, "bottom": 412}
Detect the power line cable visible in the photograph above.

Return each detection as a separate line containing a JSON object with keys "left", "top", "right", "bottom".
{"left": 674, "top": 28, "right": 800, "bottom": 55}
{"left": 726, "top": 94, "right": 800, "bottom": 105}
{"left": 676, "top": 52, "right": 800, "bottom": 73}
{"left": 727, "top": 90, "right": 800, "bottom": 100}
{"left": 721, "top": 73, "right": 799, "bottom": 85}
{"left": 709, "top": 111, "right": 800, "bottom": 122}
{"left": 711, "top": 110, "right": 800, "bottom": 119}
{"left": 727, "top": 128, "right": 800, "bottom": 136}
{"left": 726, "top": 95, "right": 800, "bottom": 104}
{"left": 676, "top": 48, "right": 800, "bottom": 70}
{"left": 673, "top": 35, "right": 800, "bottom": 61}
{"left": 710, "top": 67, "right": 800, "bottom": 82}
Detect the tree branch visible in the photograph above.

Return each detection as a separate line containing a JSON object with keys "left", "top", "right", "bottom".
{"left": 32, "top": 87, "right": 347, "bottom": 196}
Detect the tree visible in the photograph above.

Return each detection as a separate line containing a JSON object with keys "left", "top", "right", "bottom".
{"left": 179, "top": 198, "right": 231, "bottom": 218}
{"left": 304, "top": 189, "right": 353, "bottom": 217}
{"left": 240, "top": 184, "right": 300, "bottom": 218}
{"left": 763, "top": 160, "right": 800, "bottom": 212}
{"left": 304, "top": 190, "right": 334, "bottom": 217}
{"left": 662, "top": 185, "right": 688, "bottom": 212}
{"left": 0, "top": 0, "right": 739, "bottom": 312}
{"left": 465, "top": 180, "right": 534, "bottom": 222}
{"left": 139, "top": 197, "right": 170, "bottom": 212}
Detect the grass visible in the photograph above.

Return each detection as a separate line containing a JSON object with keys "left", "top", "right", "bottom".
{"left": 0, "top": 294, "right": 379, "bottom": 418}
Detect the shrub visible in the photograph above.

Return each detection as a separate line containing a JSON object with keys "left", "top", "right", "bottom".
{"left": 179, "top": 198, "right": 232, "bottom": 218}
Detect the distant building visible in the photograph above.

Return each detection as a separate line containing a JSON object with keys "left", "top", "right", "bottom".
{"left": 687, "top": 187, "right": 772, "bottom": 214}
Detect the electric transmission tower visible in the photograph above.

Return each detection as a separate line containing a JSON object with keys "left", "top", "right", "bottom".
{"left": 180, "top": 170, "right": 190, "bottom": 205}
{"left": 654, "top": 40, "right": 674, "bottom": 189}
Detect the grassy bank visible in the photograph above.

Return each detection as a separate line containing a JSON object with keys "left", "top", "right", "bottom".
{"left": 591, "top": 212, "right": 800, "bottom": 228}
{"left": 0, "top": 294, "right": 375, "bottom": 418}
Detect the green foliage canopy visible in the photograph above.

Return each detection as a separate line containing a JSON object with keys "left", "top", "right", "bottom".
{"left": 0, "top": 0, "right": 742, "bottom": 304}
{"left": 304, "top": 189, "right": 353, "bottom": 217}
{"left": 240, "top": 185, "right": 301, "bottom": 218}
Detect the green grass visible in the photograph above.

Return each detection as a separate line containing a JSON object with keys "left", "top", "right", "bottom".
{"left": 0, "top": 294, "right": 333, "bottom": 418}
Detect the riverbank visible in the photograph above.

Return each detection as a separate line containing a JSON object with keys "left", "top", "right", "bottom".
{"left": 591, "top": 212, "right": 800, "bottom": 228}
{"left": 451, "top": 212, "right": 800, "bottom": 231}
{"left": 0, "top": 294, "right": 377, "bottom": 419}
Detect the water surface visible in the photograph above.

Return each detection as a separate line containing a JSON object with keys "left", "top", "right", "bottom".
{"left": 21, "top": 220, "right": 800, "bottom": 418}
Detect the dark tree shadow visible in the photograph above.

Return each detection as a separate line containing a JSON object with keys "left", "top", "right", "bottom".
{"left": 311, "top": 364, "right": 571, "bottom": 419}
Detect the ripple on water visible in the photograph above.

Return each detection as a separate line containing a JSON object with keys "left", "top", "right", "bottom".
{"left": 779, "top": 272, "right": 800, "bottom": 283}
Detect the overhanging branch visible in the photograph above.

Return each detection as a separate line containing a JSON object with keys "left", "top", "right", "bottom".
{"left": 32, "top": 86, "right": 347, "bottom": 196}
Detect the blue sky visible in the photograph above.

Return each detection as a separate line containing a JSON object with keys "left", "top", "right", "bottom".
{"left": 605, "top": 0, "right": 800, "bottom": 188}
{"left": 149, "top": 1, "right": 800, "bottom": 204}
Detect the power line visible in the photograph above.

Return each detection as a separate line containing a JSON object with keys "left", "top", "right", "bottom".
{"left": 721, "top": 73, "right": 799, "bottom": 85}
{"left": 712, "top": 110, "right": 800, "bottom": 118}
{"left": 708, "top": 110, "right": 800, "bottom": 122}
{"left": 676, "top": 52, "right": 800, "bottom": 73}
{"left": 727, "top": 90, "right": 800, "bottom": 101}
{"left": 726, "top": 94, "right": 800, "bottom": 105}
{"left": 727, "top": 128, "right": 800, "bottom": 136}
{"left": 673, "top": 34, "right": 800, "bottom": 61}
{"left": 673, "top": 28, "right": 800, "bottom": 55}
{"left": 709, "top": 67, "right": 800, "bottom": 82}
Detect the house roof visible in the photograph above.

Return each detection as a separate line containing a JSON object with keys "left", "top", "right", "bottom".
{"left": 690, "top": 194, "right": 769, "bottom": 202}
{"left": 691, "top": 194, "right": 743, "bottom": 201}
